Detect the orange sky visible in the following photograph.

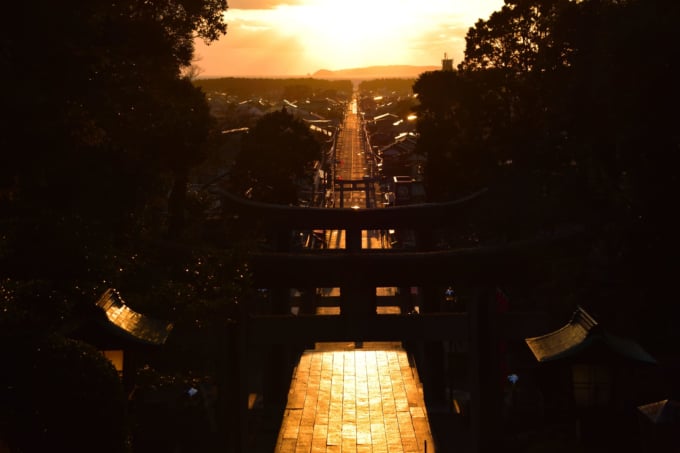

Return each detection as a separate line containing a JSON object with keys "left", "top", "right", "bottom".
{"left": 192, "top": 0, "right": 505, "bottom": 78}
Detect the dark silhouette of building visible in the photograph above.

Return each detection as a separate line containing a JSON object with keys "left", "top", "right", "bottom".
{"left": 442, "top": 53, "right": 454, "bottom": 71}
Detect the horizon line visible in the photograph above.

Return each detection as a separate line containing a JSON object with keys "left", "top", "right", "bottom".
{"left": 194, "top": 64, "right": 441, "bottom": 80}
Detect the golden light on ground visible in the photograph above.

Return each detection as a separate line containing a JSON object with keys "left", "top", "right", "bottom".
{"left": 275, "top": 347, "right": 435, "bottom": 452}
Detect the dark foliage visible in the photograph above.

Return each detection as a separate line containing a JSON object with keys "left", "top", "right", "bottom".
{"left": 413, "top": 0, "right": 680, "bottom": 350}
{"left": 0, "top": 335, "right": 127, "bottom": 453}
{"left": 0, "top": 0, "right": 231, "bottom": 317}
{"left": 229, "top": 108, "right": 322, "bottom": 204}
{"left": 0, "top": 2, "right": 238, "bottom": 451}
{"left": 194, "top": 77, "right": 353, "bottom": 101}
{"left": 358, "top": 78, "right": 417, "bottom": 96}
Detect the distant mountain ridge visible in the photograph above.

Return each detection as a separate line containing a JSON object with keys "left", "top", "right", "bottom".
{"left": 313, "top": 65, "right": 439, "bottom": 79}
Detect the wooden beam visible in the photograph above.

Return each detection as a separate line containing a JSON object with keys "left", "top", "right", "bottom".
{"left": 245, "top": 311, "right": 548, "bottom": 344}
{"left": 221, "top": 187, "right": 488, "bottom": 230}
{"left": 249, "top": 231, "right": 586, "bottom": 287}
{"left": 289, "top": 295, "right": 402, "bottom": 307}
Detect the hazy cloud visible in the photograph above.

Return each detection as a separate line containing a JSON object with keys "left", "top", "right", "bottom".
{"left": 195, "top": 0, "right": 504, "bottom": 76}
{"left": 194, "top": 13, "right": 312, "bottom": 76}
{"left": 407, "top": 22, "right": 472, "bottom": 64}
{"left": 228, "top": 0, "right": 305, "bottom": 9}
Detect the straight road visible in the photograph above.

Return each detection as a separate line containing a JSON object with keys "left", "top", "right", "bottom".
{"left": 274, "top": 92, "right": 436, "bottom": 453}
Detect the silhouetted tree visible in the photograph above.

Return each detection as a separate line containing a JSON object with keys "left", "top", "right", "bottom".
{"left": 1, "top": 0, "right": 227, "bottom": 237}
{"left": 0, "top": 3, "right": 232, "bottom": 440}
{"left": 230, "top": 108, "right": 321, "bottom": 204}
{"left": 414, "top": 0, "right": 680, "bottom": 346}
{"left": 193, "top": 78, "right": 353, "bottom": 101}
{"left": 0, "top": 4, "right": 251, "bottom": 452}
{"left": 0, "top": 335, "right": 127, "bottom": 453}
{"left": 413, "top": 69, "right": 511, "bottom": 200}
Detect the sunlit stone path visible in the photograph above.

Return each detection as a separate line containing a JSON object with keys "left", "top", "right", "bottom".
{"left": 274, "top": 343, "right": 435, "bottom": 453}
{"left": 274, "top": 90, "right": 435, "bottom": 452}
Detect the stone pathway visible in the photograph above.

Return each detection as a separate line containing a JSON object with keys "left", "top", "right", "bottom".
{"left": 274, "top": 343, "right": 435, "bottom": 453}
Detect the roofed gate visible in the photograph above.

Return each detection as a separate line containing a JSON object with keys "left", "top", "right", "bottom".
{"left": 221, "top": 190, "right": 582, "bottom": 452}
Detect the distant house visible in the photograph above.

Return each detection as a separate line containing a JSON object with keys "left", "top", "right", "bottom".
{"left": 367, "top": 112, "right": 402, "bottom": 141}
{"left": 304, "top": 118, "right": 335, "bottom": 138}
{"left": 371, "top": 112, "right": 400, "bottom": 124}
{"left": 303, "top": 97, "right": 344, "bottom": 123}
{"left": 275, "top": 99, "right": 343, "bottom": 130}
{"left": 378, "top": 133, "right": 420, "bottom": 179}
{"left": 234, "top": 99, "right": 268, "bottom": 120}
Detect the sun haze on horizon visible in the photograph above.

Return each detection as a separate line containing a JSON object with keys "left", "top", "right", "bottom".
{"left": 193, "top": 0, "right": 504, "bottom": 78}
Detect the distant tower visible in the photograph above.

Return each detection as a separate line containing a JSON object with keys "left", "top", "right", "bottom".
{"left": 442, "top": 53, "right": 454, "bottom": 71}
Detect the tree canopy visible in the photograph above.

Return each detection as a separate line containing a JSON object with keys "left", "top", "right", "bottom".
{"left": 1, "top": 0, "right": 229, "bottom": 279}
{"left": 0, "top": 2, "right": 239, "bottom": 450}
{"left": 230, "top": 108, "right": 322, "bottom": 205}
{"left": 412, "top": 0, "right": 680, "bottom": 346}
{"left": 194, "top": 77, "right": 353, "bottom": 101}
{"left": 1, "top": 335, "right": 127, "bottom": 453}
{"left": 1, "top": 0, "right": 227, "bottom": 226}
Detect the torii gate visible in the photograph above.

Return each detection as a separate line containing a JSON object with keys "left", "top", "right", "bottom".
{"left": 334, "top": 177, "right": 376, "bottom": 208}
{"left": 219, "top": 190, "right": 586, "bottom": 452}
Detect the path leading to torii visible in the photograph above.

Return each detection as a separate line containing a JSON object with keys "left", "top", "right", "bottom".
{"left": 274, "top": 94, "right": 436, "bottom": 452}
{"left": 275, "top": 345, "right": 434, "bottom": 453}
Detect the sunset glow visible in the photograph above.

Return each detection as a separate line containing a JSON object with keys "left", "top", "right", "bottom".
{"left": 193, "top": 0, "right": 505, "bottom": 77}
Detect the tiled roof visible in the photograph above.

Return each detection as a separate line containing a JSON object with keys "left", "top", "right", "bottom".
{"left": 525, "top": 306, "right": 656, "bottom": 364}
{"left": 95, "top": 288, "right": 173, "bottom": 345}
{"left": 379, "top": 134, "right": 417, "bottom": 156}
{"left": 637, "top": 399, "right": 680, "bottom": 424}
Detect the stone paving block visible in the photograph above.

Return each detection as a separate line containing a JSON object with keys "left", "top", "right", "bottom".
{"left": 356, "top": 428, "right": 372, "bottom": 446}
{"left": 295, "top": 440, "right": 311, "bottom": 453}
{"left": 402, "top": 437, "right": 421, "bottom": 453}
{"left": 327, "top": 427, "right": 342, "bottom": 446}
{"left": 277, "top": 438, "right": 297, "bottom": 452}
{"left": 342, "top": 437, "right": 358, "bottom": 451}
{"left": 310, "top": 443, "right": 326, "bottom": 453}
{"left": 388, "top": 440, "right": 405, "bottom": 453}
{"left": 312, "top": 423, "right": 327, "bottom": 439}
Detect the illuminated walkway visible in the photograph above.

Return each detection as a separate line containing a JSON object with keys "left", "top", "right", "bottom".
{"left": 275, "top": 343, "right": 435, "bottom": 453}
{"left": 274, "top": 92, "right": 436, "bottom": 452}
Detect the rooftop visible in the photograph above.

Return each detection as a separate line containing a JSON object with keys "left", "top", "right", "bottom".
{"left": 95, "top": 288, "right": 174, "bottom": 346}
{"left": 525, "top": 306, "right": 656, "bottom": 364}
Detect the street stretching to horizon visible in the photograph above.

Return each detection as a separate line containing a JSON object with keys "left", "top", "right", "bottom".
{"left": 274, "top": 93, "right": 436, "bottom": 453}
